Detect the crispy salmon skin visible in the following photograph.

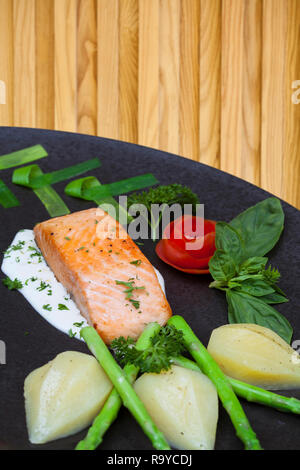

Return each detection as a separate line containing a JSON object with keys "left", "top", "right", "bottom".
{"left": 33, "top": 208, "right": 172, "bottom": 343}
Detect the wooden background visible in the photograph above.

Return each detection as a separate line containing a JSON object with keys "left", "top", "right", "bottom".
{"left": 0, "top": 0, "right": 299, "bottom": 208}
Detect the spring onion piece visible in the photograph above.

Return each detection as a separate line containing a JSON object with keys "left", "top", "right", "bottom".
{"left": 20, "top": 158, "right": 101, "bottom": 189}
{"left": 12, "top": 164, "right": 69, "bottom": 217}
{"left": 0, "top": 179, "right": 20, "bottom": 208}
{"left": 0, "top": 145, "right": 48, "bottom": 170}
{"left": 65, "top": 176, "right": 133, "bottom": 224}
{"left": 79, "top": 173, "right": 159, "bottom": 201}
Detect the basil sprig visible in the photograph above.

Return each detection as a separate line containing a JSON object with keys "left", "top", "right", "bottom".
{"left": 209, "top": 197, "right": 292, "bottom": 344}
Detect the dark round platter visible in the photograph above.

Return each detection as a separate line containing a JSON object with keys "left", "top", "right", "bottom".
{"left": 0, "top": 127, "right": 299, "bottom": 451}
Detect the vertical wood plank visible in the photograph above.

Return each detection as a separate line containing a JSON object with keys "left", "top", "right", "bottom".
{"left": 179, "top": 0, "right": 200, "bottom": 161}
{"left": 261, "top": 0, "right": 287, "bottom": 199}
{"left": 77, "top": 0, "right": 97, "bottom": 135}
{"left": 119, "top": 0, "right": 139, "bottom": 144}
{"left": 13, "top": 0, "right": 36, "bottom": 127}
{"left": 0, "top": 0, "right": 14, "bottom": 126}
{"left": 35, "top": 0, "right": 55, "bottom": 130}
{"left": 199, "top": 0, "right": 221, "bottom": 168}
{"left": 159, "top": 0, "right": 180, "bottom": 155}
{"left": 283, "top": 0, "right": 300, "bottom": 208}
{"left": 54, "top": 0, "right": 77, "bottom": 132}
{"left": 221, "top": 0, "right": 261, "bottom": 185}
{"left": 221, "top": 0, "right": 243, "bottom": 178}
{"left": 138, "top": 0, "right": 160, "bottom": 149}
{"left": 97, "top": 0, "right": 119, "bottom": 139}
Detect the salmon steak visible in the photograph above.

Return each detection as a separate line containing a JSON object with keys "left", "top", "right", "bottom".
{"left": 34, "top": 208, "right": 172, "bottom": 344}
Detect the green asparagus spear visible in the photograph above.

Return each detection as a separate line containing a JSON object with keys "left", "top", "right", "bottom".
{"left": 168, "top": 315, "right": 263, "bottom": 450}
{"left": 76, "top": 322, "right": 161, "bottom": 450}
{"left": 172, "top": 355, "right": 300, "bottom": 415}
{"left": 80, "top": 325, "right": 170, "bottom": 450}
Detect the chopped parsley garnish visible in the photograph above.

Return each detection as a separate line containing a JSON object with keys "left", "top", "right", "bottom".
{"left": 58, "top": 303, "right": 69, "bottom": 311}
{"left": 68, "top": 329, "right": 76, "bottom": 338}
{"left": 25, "top": 277, "right": 37, "bottom": 286}
{"left": 36, "top": 281, "right": 51, "bottom": 292}
{"left": 64, "top": 236, "right": 71, "bottom": 241}
{"left": 3, "top": 241, "right": 25, "bottom": 257}
{"left": 73, "top": 321, "right": 85, "bottom": 327}
{"left": 130, "top": 259, "right": 142, "bottom": 266}
{"left": 115, "top": 279, "right": 146, "bottom": 311}
{"left": 43, "top": 304, "right": 52, "bottom": 311}
{"left": 2, "top": 276, "right": 23, "bottom": 290}
{"left": 129, "top": 299, "right": 140, "bottom": 309}
{"left": 111, "top": 324, "right": 186, "bottom": 374}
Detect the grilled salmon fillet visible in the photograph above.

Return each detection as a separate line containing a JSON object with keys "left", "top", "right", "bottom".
{"left": 34, "top": 208, "right": 172, "bottom": 343}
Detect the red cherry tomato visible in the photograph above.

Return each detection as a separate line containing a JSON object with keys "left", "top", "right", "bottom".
{"left": 155, "top": 216, "right": 216, "bottom": 274}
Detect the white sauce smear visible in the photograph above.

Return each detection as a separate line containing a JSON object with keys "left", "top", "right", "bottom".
{"left": 1, "top": 230, "right": 166, "bottom": 341}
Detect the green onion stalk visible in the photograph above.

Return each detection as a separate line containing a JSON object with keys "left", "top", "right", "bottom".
{"left": 78, "top": 324, "right": 170, "bottom": 451}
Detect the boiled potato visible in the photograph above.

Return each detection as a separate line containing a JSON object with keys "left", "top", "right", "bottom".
{"left": 133, "top": 365, "right": 218, "bottom": 450}
{"left": 207, "top": 323, "right": 300, "bottom": 390}
{"left": 24, "top": 351, "right": 113, "bottom": 444}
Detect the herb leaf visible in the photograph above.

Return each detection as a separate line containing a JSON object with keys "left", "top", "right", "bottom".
{"left": 111, "top": 324, "right": 186, "bottom": 373}
{"left": 226, "top": 289, "right": 293, "bottom": 344}
{"left": 2, "top": 276, "right": 23, "bottom": 290}
{"left": 229, "top": 197, "right": 284, "bottom": 260}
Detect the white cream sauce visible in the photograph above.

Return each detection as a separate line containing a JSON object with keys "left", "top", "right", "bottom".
{"left": 1, "top": 230, "right": 166, "bottom": 341}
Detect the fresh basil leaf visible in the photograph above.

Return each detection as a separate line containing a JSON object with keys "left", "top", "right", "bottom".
{"left": 239, "top": 257, "right": 268, "bottom": 275}
{"left": 229, "top": 197, "right": 284, "bottom": 260}
{"left": 226, "top": 290, "right": 293, "bottom": 344}
{"left": 232, "top": 277, "right": 275, "bottom": 297}
{"left": 208, "top": 250, "right": 237, "bottom": 282}
{"left": 215, "top": 222, "right": 245, "bottom": 264}
{"left": 259, "top": 291, "right": 289, "bottom": 305}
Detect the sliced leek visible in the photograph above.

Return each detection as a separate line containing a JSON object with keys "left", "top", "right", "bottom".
{"left": 0, "top": 145, "right": 47, "bottom": 170}
{"left": 0, "top": 179, "right": 20, "bottom": 208}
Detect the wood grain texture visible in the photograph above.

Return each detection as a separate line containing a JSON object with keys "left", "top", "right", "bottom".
{"left": 0, "top": 0, "right": 299, "bottom": 208}
{"left": 13, "top": 0, "right": 36, "bottom": 127}
{"left": 36, "top": 0, "right": 55, "bottom": 130}
{"left": 221, "top": 0, "right": 261, "bottom": 185}
{"left": 54, "top": 0, "right": 77, "bottom": 132}
{"left": 138, "top": 0, "right": 159, "bottom": 149}
{"left": 97, "top": 0, "right": 119, "bottom": 139}
{"left": 199, "top": 0, "right": 221, "bottom": 168}
{"left": 119, "top": 0, "right": 139, "bottom": 144}
{"left": 179, "top": 0, "right": 200, "bottom": 161}
{"left": 159, "top": 0, "right": 180, "bottom": 155}
{"left": 0, "top": 0, "right": 14, "bottom": 125}
{"left": 77, "top": 0, "right": 97, "bottom": 135}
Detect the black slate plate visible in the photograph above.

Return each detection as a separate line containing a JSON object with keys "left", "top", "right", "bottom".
{"left": 0, "top": 127, "right": 299, "bottom": 451}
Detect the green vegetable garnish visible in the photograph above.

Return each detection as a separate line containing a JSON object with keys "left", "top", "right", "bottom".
{"left": 42, "top": 304, "right": 52, "bottom": 311}
{"left": 12, "top": 164, "right": 70, "bottom": 218}
{"left": 208, "top": 197, "right": 292, "bottom": 343}
{"left": 58, "top": 304, "right": 69, "bottom": 311}
{"left": 111, "top": 324, "right": 185, "bottom": 373}
{"left": 0, "top": 179, "right": 20, "bottom": 208}
{"left": 79, "top": 325, "right": 170, "bottom": 450}
{"left": 2, "top": 276, "right": 23, "bottom": 290}
{"left": 127, "top": 183, "right": 199, "bottom": 240}
{"left": 130, "top": 259, "right": 142, "bottom": 266}
{"left": 168, "top": 316, "right": 262, "bottom": 450}
{"left": 0, "top": 144, "right": 48, "bottom": 170}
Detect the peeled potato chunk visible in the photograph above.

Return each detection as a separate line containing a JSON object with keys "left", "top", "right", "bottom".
{"left": 24, "top": 351, "right": 113, "bottom": 444}
{"left": 133, "top": 365, "right": 218, "bottom": 450}
{"left": 207, "top": 323, "right": 300, "bottom": 390}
